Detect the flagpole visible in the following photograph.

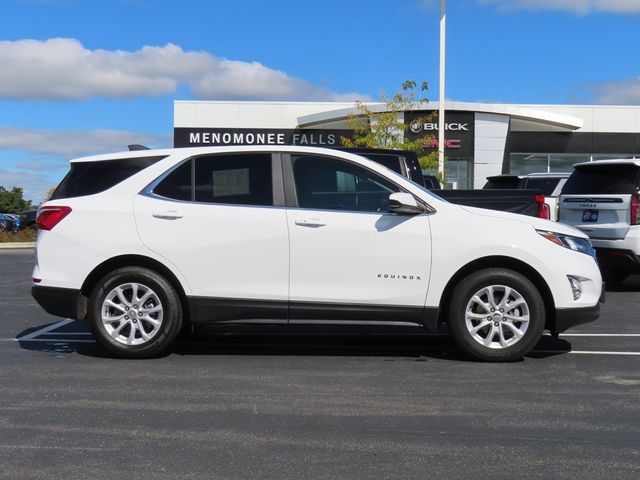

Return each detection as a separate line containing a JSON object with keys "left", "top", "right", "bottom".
{"left": 438, "top": 0, "right": 446, "bottom": 181}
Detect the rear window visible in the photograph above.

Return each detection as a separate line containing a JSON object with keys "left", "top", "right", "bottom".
{"left": 522, "top": 178, "right": 562, "bottom": 196}
{"left": 51, "top": 156, "right": 166, "bottom": 200}
{"left": 355, "top": 153, "right": 404, "bottom": 175}
{"left": 483, "top": 177, "right": 521, "bottom": 189}
{"left": 562, "top": 164, "right": 640, "bottom": 195}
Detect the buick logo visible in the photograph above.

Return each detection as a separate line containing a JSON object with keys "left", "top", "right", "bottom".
{"left": 409, "top": 121, "right": 423, "bottom": 134}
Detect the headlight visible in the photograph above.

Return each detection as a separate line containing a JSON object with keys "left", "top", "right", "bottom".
{"left": 537, "top": 230, "right": 596, "bottom": 257}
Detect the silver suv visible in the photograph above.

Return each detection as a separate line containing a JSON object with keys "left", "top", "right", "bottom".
{"left": 559, "top": 160, "right": 640, "bottom": 283}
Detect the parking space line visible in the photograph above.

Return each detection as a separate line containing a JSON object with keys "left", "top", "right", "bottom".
{"left": 559, "top": 333, "right": 640, "bottom": 337}
{"left": 534, "top": 350, "right": 640, "bottom": 356}
{"left": 15, "top": 319, "right": 74, "bottom": 341}
{"left": 569, "top": 350, "right": 640, "bottom": 355}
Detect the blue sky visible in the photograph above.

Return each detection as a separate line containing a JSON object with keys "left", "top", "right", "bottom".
{"left": 1, "top": 0, "right": 639, "bottom": 203}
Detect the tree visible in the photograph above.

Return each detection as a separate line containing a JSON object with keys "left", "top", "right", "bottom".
{"left": 0, "top": 186, "right": 34, "bottom": 213}
{"left": 340, "top": 80, "right": 441, "bottom": 175}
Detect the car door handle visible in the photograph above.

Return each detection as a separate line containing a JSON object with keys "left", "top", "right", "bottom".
{"left": 295, "top": 219, "right": 326, "bottom": 228}
{"left": 152, "top": 210, "right": 183, "bottom": 220}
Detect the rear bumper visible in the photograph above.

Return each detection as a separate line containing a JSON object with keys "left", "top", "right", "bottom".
{"left": 31, "top": 285, "right": 85, "bottom": 320}
{"left": 552, "top": 303, "right": 600, "bottom": 335}
{"left": 595, "top": 248, "right": 640, "bottom": 273}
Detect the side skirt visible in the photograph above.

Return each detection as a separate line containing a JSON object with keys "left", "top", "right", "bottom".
{"left": 191, "top": 297, "right": 439, "bottom": 332}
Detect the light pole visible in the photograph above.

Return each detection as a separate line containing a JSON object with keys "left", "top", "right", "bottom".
{"left": 438, "top": 0, "right": 446, "bottom": 181}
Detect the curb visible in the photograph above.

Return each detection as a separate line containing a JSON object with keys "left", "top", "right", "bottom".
{"left": 0, "top": 242, "right": 35, "bottom": 249}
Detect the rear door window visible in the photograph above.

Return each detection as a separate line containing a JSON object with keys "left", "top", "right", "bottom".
{"left": 153, "top": 160, "right": 192, "bottom": 201}
{"left": 194, "top": 154, "right": 273, "bottom": 206}
{"left": 563, "top": 165, "right": 640, "bottom": 194}
{"left": 51, "top": 156, "right": 166, "bottom": 200}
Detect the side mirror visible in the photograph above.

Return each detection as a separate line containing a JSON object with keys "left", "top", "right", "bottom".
{"left": 388, "top": 192, "right": 426, "bottom": 215}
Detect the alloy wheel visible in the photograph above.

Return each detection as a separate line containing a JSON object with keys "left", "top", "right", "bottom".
{"left": 101, "top": 282, "right": 164, "bottom": 346}
{"left": 464, "top": 285, "right": 530, "bottom": 349}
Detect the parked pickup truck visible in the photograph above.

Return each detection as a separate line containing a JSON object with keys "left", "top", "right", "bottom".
{"left": 337, "top": 148, "right": 549, "bottom": 218}
{"left": 484, "top": 173, "right": 570, "bottom": 221}
{"left": 558, "top": 159, "right": 640, "bottom": 283}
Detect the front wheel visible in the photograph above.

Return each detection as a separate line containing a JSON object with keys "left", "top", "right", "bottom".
{"left": 88, "top": 267, "right": 183, "bottom": 358}
{"left": 448, "top": 268, "right": 545, "bottom": 362}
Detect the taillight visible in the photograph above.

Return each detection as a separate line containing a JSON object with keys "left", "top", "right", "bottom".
{"left": 632, "top": 193, "right": 640, "bottom": 226}
{"left": 37, "top": 206, "right": 72, "bottom": 231}
{"left": 535, "top": 195, "right": 550, "bottom": 220}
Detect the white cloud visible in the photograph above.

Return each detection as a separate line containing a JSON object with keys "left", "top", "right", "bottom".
{"left": 14, "top": 158, "right": 69, "bottom": 171}
{"left": 478, "top": 0, "right": 640, "bottom": 14}
{"left": 0, "top": 38, "right": 369, "bottom": 101}
{"left": 0, "top": 127, "right": 170, "bottom": 202}
{"left": 0, "top": 169, "right": 58, "bottom": 204}
{"left": 590, "top": 77, "right": 640, "bottom": 104}
{"left": 0, "top": 127, "right": 169, "bottom": 156}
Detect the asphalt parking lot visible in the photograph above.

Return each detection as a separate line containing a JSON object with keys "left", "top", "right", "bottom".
{"left": 1, "top": 249, "right": 639, "bottom": 480}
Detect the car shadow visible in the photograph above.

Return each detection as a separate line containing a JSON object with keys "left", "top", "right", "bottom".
{"left": 15, "top": 322, "right": 571, "bottom": 362}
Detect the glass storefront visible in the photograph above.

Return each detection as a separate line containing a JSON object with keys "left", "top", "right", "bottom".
{"left": 509, "top": 153, "right": 638, "bottom": 175}
{"left": 445, "top": 158, "right": 473, "bottom": 189}
{"left": 422, "top": 158, "right": 473, "bottom": 189}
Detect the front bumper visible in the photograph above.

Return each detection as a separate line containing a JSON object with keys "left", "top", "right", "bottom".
{"left": 552, "top": 303, "right": 600, "bottom": 335}
{"left": 31, "top": 285, "right": 85, "bottom": 320}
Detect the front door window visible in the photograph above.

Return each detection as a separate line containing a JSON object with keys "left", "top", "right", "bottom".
{"left": 292, "top": 155, "right": 400, "bottom": 213}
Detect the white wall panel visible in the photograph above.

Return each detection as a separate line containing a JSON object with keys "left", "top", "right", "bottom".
{"left": 476, "top": 137, "right": 509, "bottom": 151}
{"left": 592, "top": 108, "right": 636, "bottom": 133}
{"left": 175, "top": 101, "right": 356, "bottom": 129}
{"left": 195, "top": 103, "right": 240, "bottom": 127}
{"left": 473, "top": 162, "right": 502, "bottom": 186}
{"left": 473, "top": 113, "right": 509, "bottom": 188}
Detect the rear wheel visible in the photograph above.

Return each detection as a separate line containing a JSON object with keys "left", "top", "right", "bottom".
{"left": 88, "top": 267, "right": 182, "bottom": 358}
{"left": 448, "top": 268, "right": 545, "bottom": 362}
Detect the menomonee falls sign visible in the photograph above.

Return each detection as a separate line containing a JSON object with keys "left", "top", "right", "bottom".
{"left": 174, "top": 128, "right": 355, "bottom": 148}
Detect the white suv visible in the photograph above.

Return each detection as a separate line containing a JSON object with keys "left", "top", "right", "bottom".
{"left": 559, "top": 159, "right": 640, "bottom": 283}
{"left": 32, "top": 146, "right": 602, "bottom": 361}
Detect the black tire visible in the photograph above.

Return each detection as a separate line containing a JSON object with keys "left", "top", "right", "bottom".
{"left": 448, "top": 268, "right": 545, "bottom": 362}
{"left": 88, "top": 267, "right": 183, "bottom": 358}
{"left": 601, "top": 269, "right": 629, "bottom": 285}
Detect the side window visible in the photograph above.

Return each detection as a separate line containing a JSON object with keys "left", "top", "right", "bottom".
{"left": 292, "top": 155, "right": 400, "bottom": 212}
{"left": 153, "top": 160, "right": 192, "bottom": 201}
{"left": 195, "top": 154, "right": 273, "bottom": 206}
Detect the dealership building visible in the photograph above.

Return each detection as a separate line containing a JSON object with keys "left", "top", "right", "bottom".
{"left": 174, "top": 101, "right": 640, "bottom": 189}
